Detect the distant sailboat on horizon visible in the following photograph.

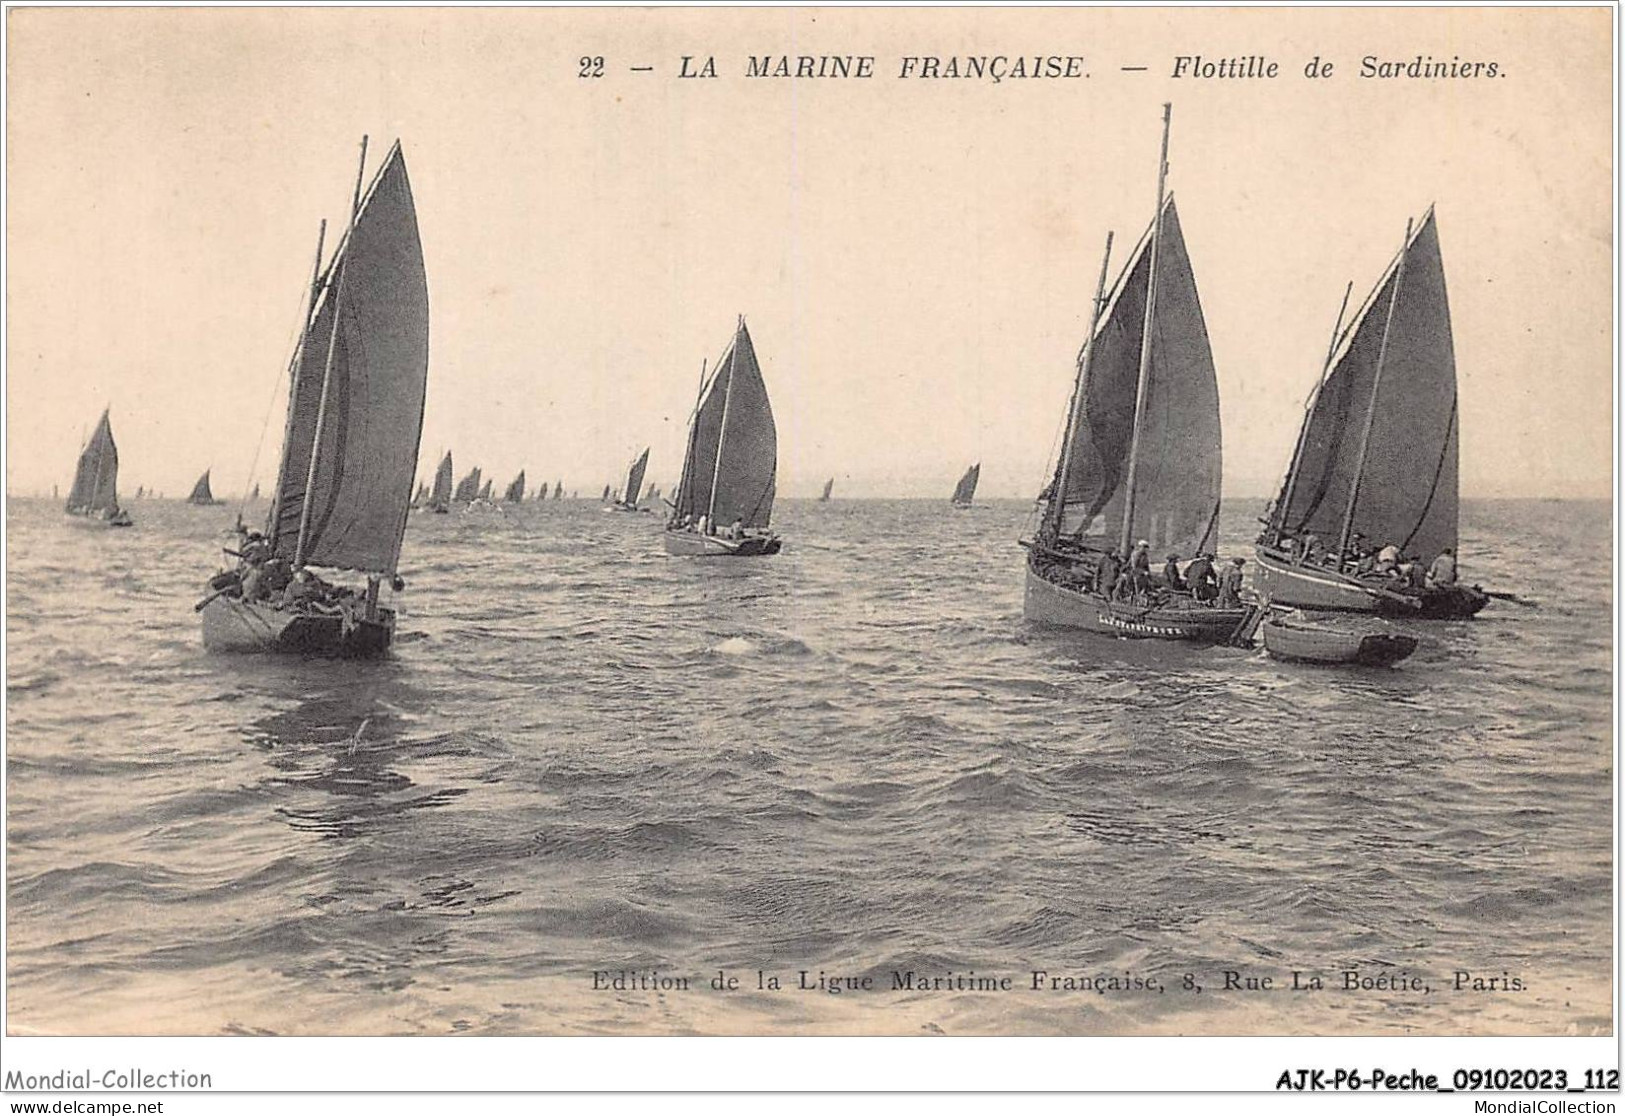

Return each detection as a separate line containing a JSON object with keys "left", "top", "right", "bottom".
{"left": 504, "top": 469, "right": 527, "bottom": 503}
{"left": 65, "top": 408, "right": 132, "bottom": 527}
{"left": 950, "top": 463, "right": 980, "bottom": 508}
{"left": 820, "top": 477, "right": 834, "bottom": 502}
{"left": 664, "top": 317, "right": 782, "bottom": 557}
{"left": 187, "top": 469, "right": 224, "bottom": 506}
{"left": 611, "top": 448, "right": 651, "bottom": 513}
{"left": 452, "top": 466, "right": 482, "bottom": 505}
{"left": 427, "top": 452, "right": 453, "bottom": 513}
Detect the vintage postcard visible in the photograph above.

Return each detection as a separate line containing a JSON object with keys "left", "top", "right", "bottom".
{"left": 3, "top": 2, "right": 1616, "bottom": 1099}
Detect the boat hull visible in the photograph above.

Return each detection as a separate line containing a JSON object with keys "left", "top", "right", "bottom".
{"left": 1254, "top": 550, "right": 1489, "bottom": 619}
{"left": 1261, "top": 619, "right": 1418, "bottom": 666}
{"left": 200, "top": 596, "right": 394, "bottom": 657}
{"left": 661, "top": 529, "right": 782, "bottom": 557}
{"left": 1023, "top": 561, "right": 1253, "bottom": 643}
{"left": 66, "top": 509, "right": 133, "bottom": 527}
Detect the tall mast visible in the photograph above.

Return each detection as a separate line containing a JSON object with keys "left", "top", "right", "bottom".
{"left": 1274, "top": 280, "right": 1353, "bottom": 541}
{"left": 1338, "top": 216, "right": 1412, "bottom": 557}
{"left": 706, "top": 316, "right": 744, "bottom": 526}
{"left": 1046, "top": 230, "right": 1114, "bottom": 541}
{"left": 295, "top": 136, "right": 368, "bottom": 568}
{"left": 1118, "top": 102, "right": 1172, "bottom": 557}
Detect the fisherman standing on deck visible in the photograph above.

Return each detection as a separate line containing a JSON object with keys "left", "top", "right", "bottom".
{"left": 1095, "top": 549, "right": 1122, "bottom": 598}
{"left": 1129, "top": 540, "right": 1153, "bottom": 599}
{"left": 1162, "top": 553, "right": 1187, "bottom": 592}
{"left": 1427, "top": 547, "right": 1458, "bottom": 588}
{"left": 1295, "top": 533, "right": 1320, "bottom": 566}
{"left": 1186, "top": 552, "right": 1217, "bottom": 603}
{"left": 1217, "top": 557, "right": 1246, "bottom": 608}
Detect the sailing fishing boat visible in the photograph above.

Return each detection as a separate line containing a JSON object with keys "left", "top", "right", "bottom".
{"left": 452, "top": 466, "right": 481, "bottom": 504}
{"left": 478, "top": 478, "right": 493, "bottom": 501}
{"left": 552, "top": 480, "right": 563, "bottom": 500}
{"left": 187, "top": 469, "right": 224, "bottom": 506}
{"left": 198, "top": 137, "right": 429, "bottom": 656}
{"left": 611, "top": 448, "right": 651, "bottom": 512}
{"left": 251, "top": 482, "right": 261, "bottom": 501}
{"left": 426, "top": 452, "right": 453, "bottom": 513}
{"left": 64, "top": 408, "right": 133, "bottom": 526}
{"left": 950, "top": 464, "right": 980, "bottom": 508}
{"left": 819, "top": 478, "right": 834, "bottom": 502}
{"left": 1254, "top": 209, "right": 1488, "bottom": 619}
{"left": 504, "top": 470, "right": 527, "bottom": 503}
{"left": 1023, "top": 105, "right": 1254, "bottom": 644}
{"left": 665, "top": 317, "right": 781, "bottom": 556}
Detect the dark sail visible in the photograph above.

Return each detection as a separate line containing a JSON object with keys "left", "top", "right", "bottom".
{"left": 269, "top": 142, "right": 429, "bottom": 574}
{"left": 453, "top": 467, "right": 481, "bottom": 504}
{"left": 1268, "top": 210, "right": 1457, "bottom": 562}
{"left": 623, "top": 448, "right": 650, "bottom": 506}
{"left": 429, "top": 453, "right": 453, "bottom": 505}
{"left": 479, "top": 479, "right": 493, "bottom": 501}
{"left": 66, "top": 409, "right": 120, "bottom": 515}
{"left": 188, "top": 470, "right": 216, "bottom": 504}
{"left": 951, "top": 463, "right": 980, "bottom": 505}
{"left": 820, "top": 478, "right": 833, "bottom": 501}
{"left": 553, "top": 481, "right": 562, "bottom": 500}
{"left": 674, "top": 319, "right": 777, "bottom": 529}
{"left": 504, "top": 470, "right": 526, "bottom": 503}
{"left": 1044, "top": 198, "right": 1221, "bottom": 560}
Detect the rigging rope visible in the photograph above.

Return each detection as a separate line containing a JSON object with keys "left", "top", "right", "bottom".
{"left": 236, "top": 278, "right": 317, "bottom": 528}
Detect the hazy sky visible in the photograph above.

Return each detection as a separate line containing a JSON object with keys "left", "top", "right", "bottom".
{"left": 7, "top": 7, "right": 1613, "bottom": 500}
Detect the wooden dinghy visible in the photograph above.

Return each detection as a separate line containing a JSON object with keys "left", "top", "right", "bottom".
{"left": 1261, "top": 615, "right": 1418, "bottom": 667}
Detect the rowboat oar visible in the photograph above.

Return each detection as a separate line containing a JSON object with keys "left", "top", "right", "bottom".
{"left": 193, "top": 587, "right": 234, "bottom": 612}
{"left": 1484, "top": 590, "right": 1537, "bottom": 607}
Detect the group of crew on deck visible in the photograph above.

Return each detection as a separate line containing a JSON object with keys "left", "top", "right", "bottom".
{"left": 213, "top": 526, "right": 373, "bottom": 623}
{"left": 1269, "top": 529, "right": 1459, "bottom": 592}
{"left": 1082, "top": 539, "right": 1248, "bottom": 608}
{"left": 670, "top": 512, "right": 751, "bottom": 540}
